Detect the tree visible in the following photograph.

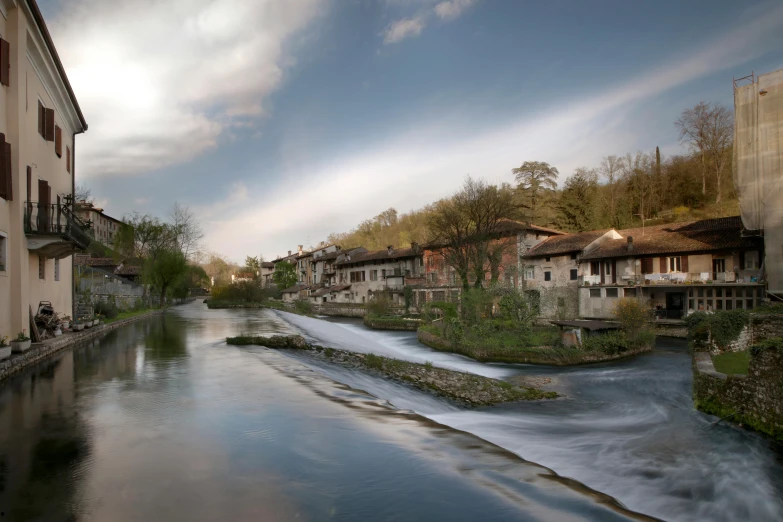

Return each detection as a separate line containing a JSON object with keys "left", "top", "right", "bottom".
{"left": 511, "top": 161, "right": 559, "bottom": 225}
{"left": 273, "top": 261, "right": 297, "bottom": 290}
{"left": 675, "top": 102, "right": 734, "bottom": 203}
{"left": 169, "top": 202, "right": 203, "bottom": 259}
{"left": 598, "top": 155, "right": 624, "bottom": 228}
{"left": 244, "top": 256, "right": 261, "bottom": 276}
{"left": 145, "top": 248, "right": 187, "bottom": 307}
{"left": 557, "top": 168, "right": 599, "bottom": 232}
{"left": 75, "top": 183, "right": 93, "bottom": 203}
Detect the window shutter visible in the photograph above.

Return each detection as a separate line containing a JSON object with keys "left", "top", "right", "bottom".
{"left": 38, "top": 101, "right": 44, "bottom": 137}
{"left": 611, "top": 260, "right": 616, "bottom": 284}
{"left": 739, "top": 251, "right": 745, "bottom": 270}
{"left": 55, "top": 125, "right": 62, "bottom": 157}
{"left": 0, "top": 133, "right": 8, "bottom": 200}
{"left": 26, "top": 166, "right": 31, "bottom": 214}
{"left": 0, "top": 38, "right": 9, "bottom": 87}
{"left": 681, "top": 255, "right": 689, "bottom": 273}
{"left": 66, "top": 146, "right": 71, "bottom": 173}
{"left": 659, "top": 257, "right": 667, "bottom": 273}
{"left": 45, "top": 108, "right": 55, "bottom": 141}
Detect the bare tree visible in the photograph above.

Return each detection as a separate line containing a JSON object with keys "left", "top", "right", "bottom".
{"left": 75, "top": 183, "right": 93, "bottom": 203}
{"left": 169, "top": 202, "right": 203, "bottom": 260}
{"left": 675, "top": 102, "right": 734, "bottom": 203}
{"left": 599, "top": 155, "right": 623, "bottom": 228}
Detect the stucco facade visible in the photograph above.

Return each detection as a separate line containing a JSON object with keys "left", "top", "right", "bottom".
{"left": 0, "top": 1, "right": 88, "bottom": 337}
{"left": 75, "top": 201, "right": 122, "bottom": 246}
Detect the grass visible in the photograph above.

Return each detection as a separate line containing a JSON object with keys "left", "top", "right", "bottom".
{"left": 418, "top": 325, "right": 651, "bottom": 365}
{"left": 104, "top": 308, "right": 159, "bottom": 324}
{"left": 711, "top": 350, "right": 751, "bottom": 375}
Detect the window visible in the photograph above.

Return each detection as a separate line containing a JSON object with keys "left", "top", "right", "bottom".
{"left": 604, "top": 262, "right": 612, "bottom": 276}
{"left": 370, "top": 270, "right": 377, "bottom": 281}
{"left": 624, "top": 288, "right": 636, "bottom": 297}
{"left": 589, "top": 288, "right": 601, "bottom": 298}
{"left": 66, "top": 146, "right": 71, "bottom": 173}
{"left": 590, "top": 261, "right": 600, "bottom": 275}
{"left": 55, "top": 125, "right": 62, "bottom": 157}
{"left": 0, "top": 38, "right": 9, "bottom": 87}
{"left": 54, "top": 258, "right": 60, "bottom": 281}
{"left": 381, "top": 269, "right": 386, "bottom": 278}
{"left": 544, "top": 271, "right": 551, "bottom": 281}
{"left": 557, "top": 297, "right": 565, "bottom": 307}
{"left": 450, "top": 271, "right": 457, "bottom": 284}
{"left": 350, "top": 270, "right": 365, "bottom": 282}
{"left": 524, "top": 267, "right": 534, "bottom": 280}
{"left": 667, "top": 256, "right": 682, "bottom": 273}
{"left": 344, "top": 293, "right": 351, "bottom": 299}
{"left": 606, "top": 288, "right": 619, "bottom": 298}
{"left": 0, "top": 232, "right": 6, "bottom": 271}
{"left": 428, "top": 273, "right": 437, "bottom": 283}
{"left": 545, "top": 256, "right": 551, "bottom": 262}
{"left": 38, "top": 255, "right": 45, "bottom": 280}
{"left": 745, "top": 251, "right": 759, "bottom": 269}
{"left": 570, "top": 269, "right": 578, "bottom": 280}
{"left": 570, "top": 253, "right": 577, "bottom": 260}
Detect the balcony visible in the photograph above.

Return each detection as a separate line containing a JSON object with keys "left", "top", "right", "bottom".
{"left": 24, "top": 201, "right": 92, "bottom": 258}
{"left": 580, "top": 271, "right": 764, "bottom": 287}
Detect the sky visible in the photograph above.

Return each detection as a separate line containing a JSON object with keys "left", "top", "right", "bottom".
{"left": 39, "top": 0, "right": 783, "bottom": 262}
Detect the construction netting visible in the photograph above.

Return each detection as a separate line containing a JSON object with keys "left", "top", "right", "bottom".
{"left": 734, "top": 69, "right": 783, "bottom": 294}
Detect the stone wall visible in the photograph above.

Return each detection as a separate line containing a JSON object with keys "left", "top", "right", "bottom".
{"left": 693, "top": 347, "right": 783, "bottom": 441}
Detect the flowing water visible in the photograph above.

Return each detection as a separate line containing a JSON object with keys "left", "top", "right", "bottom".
{"left": 0, "top": 303, "right": 780, "bottom": 521}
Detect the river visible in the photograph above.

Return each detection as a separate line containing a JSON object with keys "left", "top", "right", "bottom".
{"left": 0, "top": 302, "right": 781, "bottom": 521}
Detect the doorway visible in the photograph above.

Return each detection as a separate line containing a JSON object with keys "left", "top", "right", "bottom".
{"left": 712, "top": 258, "right": 726, "bottom": 280}
{"left": 665, "top": 292, "right": 685, "bottom": 319}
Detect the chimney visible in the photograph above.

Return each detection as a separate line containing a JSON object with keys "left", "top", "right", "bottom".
{"left": 627, "top": 236, "right": 634, "bottom": 252}
{"left": 288, "top": 250, "right": 292, "bottom": 256}
{"left": 411, "top": 242, "right": 419, "bottom": 252}
{"left": 298, "top": 245, "right": 303, "bottom": 255}
{"left": 387, "top": 245, "right": 394, "bottom": 256}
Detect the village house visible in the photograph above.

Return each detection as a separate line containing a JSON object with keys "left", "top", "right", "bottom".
{"left": 413, "top": 221, "right": 563, "bottom": 307}
{"left": 523, "top": 217, "right": 765, "bottom": 320}
{"left": 0, "top": 0, "right": 89, "bottom": 336}
{"left": 231, "top": 271, "right": 255, "bottom": 284}
{"left": 331, "top": 244, "right": 424, "bottom": 305}
{"left": 75, "top": 200, "right": 122, "bottom": 247}
{"left": 259, "top": 261, "right": 275, "bottom": 287}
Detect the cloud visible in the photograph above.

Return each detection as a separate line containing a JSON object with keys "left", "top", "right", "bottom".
{"left": 51, "top": 0, "right": 325, "bottom": 178}
{"left": 204, "top": 3, "right": 783, "bottom": 260}
{"left": 434, "top": 0, "right": 475, "bottom": 20}
{"left": 383, "top": 16, "right": 426, "bottom": 44}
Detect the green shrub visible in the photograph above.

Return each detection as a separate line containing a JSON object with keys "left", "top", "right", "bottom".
{"left": 749, "top": 337, "right": 783, "bottom": 357}
{"left": 365, "top": 353, "right": 384, "bottom": 369}
{"left": 686, "top": 309, "right": 749, "bottom": 350}
{"left": 211, "top": 281, "right": 280, "bottom": 302}
{"left": 294, "top": 300, "right": 313, "bottom": 315}
{"left": 424, "top": 361, "right": 433, "bottom": 370}
{"left": 93, "top": 300, "right": 119, "bottom": 319}
{"left": 367, "top": 292, "right": 393, "bottom": 316}
{"left": 424, "top": 301, "right": 458, "bottom": 322}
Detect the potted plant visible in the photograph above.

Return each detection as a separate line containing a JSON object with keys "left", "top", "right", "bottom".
{"left": 84, "top": 317, "right": 93, "bottom": 329}
{"left": 73, "top": 321, "right": 84, "bottom": 332}
{"left": 0, "top": 336, "right": 10, "bottom": 361}
{"left": 11, "top": 330, "right": 32, "bottom": 353}
{"left": 61, "top": 316, "right": 71, "bottom": 330}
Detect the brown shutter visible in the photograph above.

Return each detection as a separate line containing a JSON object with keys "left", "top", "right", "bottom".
{"left": 55, "top": 125, "right": 62, "bottom": 157}
{"left": 0, "top": 38, "right": 9, "bottom": 87}
{"left": 600, "top": 262, "right": 605, "bottom": 285}
{"left": 681, "top": 255, "right": 689, "bottom": 274}
{"left": 26, "top": 166, "right": 31, "bottom": 215}
{"left": 659, "top": 257, "right": 667, "bottom": 273}
{"left": 66, "top": 146, "right": 71, "bottom": 173}
{"left": 641, "top": 258, "right": 652, "bottom": 274}
{"left": 37, "top": 179, "right": 49, "bottom": 232}
{"left": 44, "top": 108, "right": 55, "bottom": 141}
{"left": 611, "top": 259, "right": 617, "bottom": 284}
{"left": 0, "top": 133, "right": 7, "bottom": 200}
{"left": 739, "top": 251, "right": 745, "bottom": 270}
{"left": 38, "top": 101, "right": 44, "bottom": 137}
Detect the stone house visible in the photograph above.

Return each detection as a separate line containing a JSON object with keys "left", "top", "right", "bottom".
{"left": 0, "top": 0, "right": 90, "bottom": 336}
{"left": 75, "top": 200, "right": 123, "bottom": 247}
{"left": 413, "top": 221, "right": 563, "bottom": 307}
{"left": 333, "top": 244, "right": 424, "bottom": 305}
{"left": 259, "top": 262, "right": 275, "bottom": 287}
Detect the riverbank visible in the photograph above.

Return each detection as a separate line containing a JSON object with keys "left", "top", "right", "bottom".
{"left": 0, "top": 309, "right": 164, "bottom": 382}
{"left": 226, "top": 334, "right": 558, "bottom": 405}
{"left": 417, "top": 327, "right": 653, "bottom": 365}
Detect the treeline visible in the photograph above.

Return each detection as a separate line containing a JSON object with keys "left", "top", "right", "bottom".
{"left": 326, "top": 101, "right": 738, "bottom": 246}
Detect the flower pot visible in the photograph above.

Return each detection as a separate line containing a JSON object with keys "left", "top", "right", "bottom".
{"left": 93, "top": 319, "right": 100, "bottom": 326}
{"left": 84, "top": 322, "right": 92, "bottom": 329}
{"left": 11, "top": 340, "right": 31, "bottom": 353}
{"left": 54, "top": 328, "right": 62, "bottom": 337}
{"left": 61, "top": 321, "right": 70, "bottom": 330}
{"left": 0, "top": 346, "right": 11, "bottom": 360}
{"left": 73, "top": 324, "right": 84, "bottom": 331}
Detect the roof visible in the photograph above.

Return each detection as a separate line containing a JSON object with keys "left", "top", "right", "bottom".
{"left": 335, "top": 247, "right": 421, "bottom": 266}
{"left": 260, "top": 262, "right": 275, "bottom": 269}
{"left": 551, "top": 320, "right": 620, "bottom": 331}
{"left": 281, "top": 284, "right": 309, "bottom": 294}
{"left": 74, "top": 257, "right": 118, "bottom": 267}
{"left": 115, "top": 265, "right": 141, "bottom": 276}
{"left": 580, "top": 217, "right": 761, "bottom": 260}
{"left": 234, "top": 272, "right": 255, "bottom": 279}
{"left": 28, "top": 0, "right": 88, "bottom": 131}
{"left": 523, "top": 229, "right": 610, "bottom": 258}
{"left": 310, "top": 284, "right": 351, "bottom": 297}
{"left": 493, "top": 219, "right": 565, "bottom": 236}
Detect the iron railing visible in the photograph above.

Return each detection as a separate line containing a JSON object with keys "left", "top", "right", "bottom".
{"left": 24, "top": 201, "right": 92, "bottom": 250}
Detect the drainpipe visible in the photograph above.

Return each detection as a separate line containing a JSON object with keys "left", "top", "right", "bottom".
{"left": 72, "top": 128, "right": 85, "bottom": 323}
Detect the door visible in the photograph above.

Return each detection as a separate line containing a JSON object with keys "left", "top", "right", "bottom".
{"left": 665, "top": 292, "right": 685, "bottom": 319}
{"left": 712, "top": 258, "right": 726, "bottom": 280}
{"left": 37, "top": 179, "right": 50, "bottom": 232}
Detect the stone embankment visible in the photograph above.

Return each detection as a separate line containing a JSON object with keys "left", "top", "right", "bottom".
{"left": 362, "top": 315, "right": 422, "bottom": 331}
{"left": 0, "top": 310, "right": 164, "bottom": 382}
{"left": 226, "top": 335, "right": 558, "bottom": 406}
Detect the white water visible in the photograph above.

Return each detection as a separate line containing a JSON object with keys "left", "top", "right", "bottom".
{"left": 274, "top": 311, "right": 783, "bottom": 522}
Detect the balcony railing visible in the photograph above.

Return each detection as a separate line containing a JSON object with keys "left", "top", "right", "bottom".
{"left": 24, "top": 201, "right": 92, "bottom": 250}
{"left": 580, "top": 271, "right": 763, "bottom": 286}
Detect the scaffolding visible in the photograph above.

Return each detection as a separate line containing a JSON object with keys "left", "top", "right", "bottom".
{"left": 733, "top": 69, "right": 783, "bottom": 295}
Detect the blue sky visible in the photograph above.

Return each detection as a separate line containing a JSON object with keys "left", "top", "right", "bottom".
{"left": 41, "top": 0, "right": 783, "bottom": 261}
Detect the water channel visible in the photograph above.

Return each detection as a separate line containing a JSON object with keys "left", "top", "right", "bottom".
{"left": 0, "top": 302, "right": 781, "bottom": 521}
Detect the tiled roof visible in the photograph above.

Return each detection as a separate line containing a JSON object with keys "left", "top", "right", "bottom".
{"left": 75, "top": 257, "right": 118, "bottom": 267}
{"left": 310, "top": 284, "right": 351, "bottom": 297}
{"left": 523, "top": 230, "right": 610, "bottom": 258}
{"left": 281, "top": 284, "right": 309, "bottom": 294}
{"left": 260, "top": 262, "right": 275, "bottom": 269}
{"left": 335, "top": 247, "right": 420, "bottom": 266}
{"left": 581, "top": 217, "right": 761, "bottom": 260}
{"left": 116, "top": 265, "right": 142, "bottom": 275}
